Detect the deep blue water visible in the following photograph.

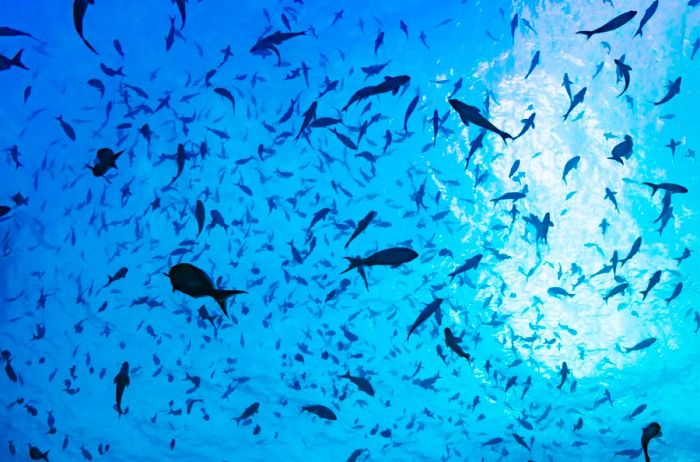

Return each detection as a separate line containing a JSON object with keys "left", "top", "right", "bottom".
{"left": 1, "top": 0, "right": 699, "bottom": 460}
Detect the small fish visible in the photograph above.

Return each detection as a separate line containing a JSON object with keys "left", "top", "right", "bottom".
{"left": 634, "top": 1, "right": 658, "bottom": 38}
{"left": 339, "top": 372, "right": 375, "bottom": 396}
{"left": 642, "top": 182, "right": 688, "bottom": 196}
{"left": 56, "top": 116, "right": 76, "bottom": 141}
{"left": 195, "top": 200, "right": 205, "bottom": 237}
{"left": 562, "top": 156, "right": 580, "bottom": 184}
{"left": 114, "top": 361, "right": 130, "bottom": 416}
{"left": 640, "top": 270, "right": 662, "bottom": 300}
{"left": 448, "top": 254, "right": 482, "bottom": 282}
{"left": 623, "top": 337, "right": 657, "bottom": 352}
{"left": 654, "top": 77, "right": 681, "bottom": 105}
{"left": 407, "top": 298, "right": 443, "bottom": 340}
{"left": 301, "top": 404, "right": 337, "bottom": 420}
{"left": 344, "top": 211, "right": 377, "bottom": 249}
{"left": 0, "top": 49, "right": 28, "bottom": 71}
{"left": 234, "top": 402, "right": 260, "bottom": 426}
{"left": 563, "top": 87, "right": 586, "bottom": 121}
{"left": 104, "top": 267, "right": 128, "bottom": 288}
{"left": 524, "top": 50, "right": 540, "bottom": 79}
{"left": 341, "top": 247, "right": 418, "bottom": 289}
{"left": 449, "top": 99, "right": 512, "bottom": 142}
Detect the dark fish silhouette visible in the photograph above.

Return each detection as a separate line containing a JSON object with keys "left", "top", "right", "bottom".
{"left": 449, "top": 99, "right": 512, "bottom": 142}
{"left": 73, "top": 0, "right": 98, "bottom": 54}
{"left": 0, "top": 49, "right": 28, "bottom": 71}
{"left": 634, "top": 1, "right": 658, "bottom": 38}
{"left": 104, "top": 267, "right": 128, "bottom": 288}
{"left": 643, "top": 182, "right": 688, "bottom": 196}
{"left": 195, "top": 200, "right": 205, "bottom": 236}
{"left": 407, "top": 298, "right": 442, "bottom": 340}
{"left": 342, "top": 75, "right": 410, "bottom": 111}
{"left": 444, "top": 328, "right": 470, "bottom": 360}
{"left": 167, "top": 263, "right": 246, "bottom": 316}
{"left": 344, "top": 211, "right": 377, "bottom": 249}
{"left": 562, "top": 156, "right": 580, "bottom": 183}
{"left": 214, "top": 87, "right": 236, "bottom": 113}
{"left": 640, "top": 271, "right": 662, "bottom": 300}
{"left": 614, "top": 58, "right": 632, "bottom": 96}
{"left": 167, "top": 143, "right": 186, "bottom": 186}
{"left": 448, "top": 254, "right": 482, "bottom": 282}
{"left": 576, "top": 10, "right": 637, "bottom": 40}
{"left": 234, "top": 402, "right": 260, "bottom": 426}
{"left": 339, "top": 372, "right": 375, "bottom": 396}
{"left": 114, "top": 361, "right": 130, "bottom": 416}
{"left": 623, "top": 337, "right": 657, "bottom": 352}
{"left": 301, "top": 404, "right": 337, "bottom": 420}
{"left": 563, "top": 87, "right": 586, "bottom": 120}
{"left": 29, "top": 446, "right": 49, "bottom": 461}
{"left": 250, "top": 30, "right": 306, "bottom": 65}
{"left": 524, "top": 50, "right": 540, "bottom": 79}
{"left": 0, "top": 26, "right": 33, "bottom": 37}
{"left": 653, "top": 77, "right": 681, "bottom": 105}
{"left": 87, "top": 147, "right": 123, "bottom": 181}
{"left": 556, "top": 361, "right": 570, "bottom": 389}
{"left": 340, "top": 247, "right": 418, "bottom": 289}
{"left": 641, "top": 422, "right": 661, "bottom": 462}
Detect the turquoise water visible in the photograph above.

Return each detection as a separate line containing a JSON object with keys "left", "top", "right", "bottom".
{"left": 1, "top": 0, "right": 699, "bottom": 460}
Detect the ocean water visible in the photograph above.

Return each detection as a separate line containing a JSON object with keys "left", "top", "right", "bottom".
{"left": 1, "top": 0, "right": 699, "bottom": 460}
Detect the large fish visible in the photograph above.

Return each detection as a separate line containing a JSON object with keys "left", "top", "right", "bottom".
{"left": 449, "top": 99, "right": 512, "bottom": 142}
{"left": 167, "top": 263, "right": 246, "bottom": 316}
{"left": 342, "top": 75, "right": 410, "bottom": 111}
{"left": 341, "top": 247, "right": 418, "bottom": 290}
{"left": 641, "top": 422, "right": 661, "bottom": 462}
{"left": 576, "top": 10, "right": 637, "bottom": 40}
{"left": 114, "top": 361, "right": 130, "bottom": 417}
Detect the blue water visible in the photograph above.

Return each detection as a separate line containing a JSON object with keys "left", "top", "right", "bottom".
{"left": 1, "top": 0, "right": 699, "bottom": 460}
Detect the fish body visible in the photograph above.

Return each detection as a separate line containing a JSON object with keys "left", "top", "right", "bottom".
{"left": 624, "top": 337, "right": 657, "bottom": 352}
{"left": 448, "top": 254, "right": 482, "bottom": 282}
{"left": 302, "top": 404, "right": 337, "bottom": 420}
{"left": 563, "top": 87, "right": 586, "bottom": 120}
{"left": 654, "top": 77, "right": 681, "bottom": 105}
{"left": 114, "top": 361, "right": 130, "bottom": 416}
{"left": 342, "top": 75, "right": 410, "bottom": 111}
{"left": 449, "top": 99, "right": 512, "bottom": 142}
{"left": 344, "top": 211, "right": 377, "bottom": 249}
{"left": 0, "top": 49, "right": 28, "bottom": 71}
{"left": 167, "top": 263, "right": 246, "bottom": 316}
{"left": 407, "top": 298, "right": 443, "bottom": 340}
{"left": 73, "top": 0, "right": 97, "bottom": 54}
{"left": 340, "top": 372, "right": 375, "bottom": 396}
{"left": 341, "top": 247, "right": 418, "bottom": 289}
{"left": 634, "top": 1, "right": 658, "bottom": 37}
{"left": 641, "top": 422, "right": 661, "bottom": 462}
{"left": 577, "top": 10, "right": 637, "bottom": 40}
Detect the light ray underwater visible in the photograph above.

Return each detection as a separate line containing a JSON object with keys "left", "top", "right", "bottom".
{"left": 1, "top": 0, "right": 700, "bottom": 461}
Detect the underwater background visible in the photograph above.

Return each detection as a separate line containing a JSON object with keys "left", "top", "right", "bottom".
{"left": 1, "top": 0, "right": 699, "bottom": 460}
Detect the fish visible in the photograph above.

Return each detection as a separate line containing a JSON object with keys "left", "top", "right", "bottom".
{"left": 214, "top": 87, "right": 236, "bottom": 113}
{"left": 407, "top": 298, "right": 443, "bottom": 340}
{"left": 167, "top": 143, "right": 186, "bottom": 186}
{"left": 642, "top": 182, "right": 688, "bottom": 196}
{"left": 250, "top": 30, "right": 306, "bottom": 65}
{"left": 341, "top": 247, "right": 418, "bottom": 289}
{"left": 449, "top": 99, "right": 512, "bottom": 142}
{"left": 634, "top": 1, "right": 658, "bottom": 38}
{"left": 0, "top": 49, "right": 28, "bottom": 71}
{"left": 444, "top": 328, "right": 470, "bottom": 360}
{"left": 556, "top": 361, "right": 570, "bottom": 389}
{"left": 562, "top": 156, "right": 580, "bottom": 183}
{"left": 524, "top": 50, "right": 540, "bottom": 79}
{"left": 640, "top": 270, "right": 662, "bottom": 300}
{"left": 29, "top": 446, "right": 49, "bottom": 461}
{"left": 195, "top": 200, "right": 205, "bottom": 237}
{"left": 0, "top": 26, "right": 32, "bottom": 37}
{"left": 104, "top": 267, "right": 128, "bottom": 288}
{"left": 621, "top": 237, "right": 642, "bottom": 266}
{"left": 576, "top": 10, "right": 637, "bottom": 40}
{"left": 342, "top": 75, "right": 410, "bottom": 111}
{"left": 654, "top": 77, "right": 681, "bottom": 105}
{"left": 604, "top": 282, "right": 628, "bottom": 302}
{"left": 167, "top": 263, "right": 246, "bottom": 316}
{"left": 513, "top": 113, "right": 535, "bottom": 140}
{"left": 448, "top": 254, "right": 482, "bottom": 282}
{"left": 344, "top": 211, "right": 377, "bottom": 249}
{"left": 114, "top": 361, "right": 130, "bottom": 416}
{"left": 563, "top": 87, "right": 586, "bottom": 120}
{"left": 339, "top": 372, "right": 375, "bottom": 396}
{"left": 641, "top": 422, "right": 662, "bottom": 462}
{"left": 73, "top": 0, "right": 98, "bottom": 54}
{"left": 665, "top": 282, "right": 683, "bottom": 305}
{"left": 301, "top": 404, "right": 337, "bottom": 420}
{"left": 562, "top": 73, "right": 573, "bottom": 101}
{"left": 174, "top": 0, "right": 187, "bottom": 30}
{"left": 234, "top": 402, "right": 260, "bottom": 426}
{"left": 296, "top": 101, "right": 317, "bottom": 139}
{"left": 55, "top": 116, "right": 77, "bottom": 141}
{"left": 623, "top": 337, "right": 657, "bottom": 352}
{"left": 403, "top": 95, "right": 419, "bottom": 132}
{"left": 87, "top": 147, "right": 123, "bottom": 180}
{"left": 491, "top": 191, "right": 526, "bottom": 204}
{"left": 614, "top": 58, "right": 632, "bottom": 96}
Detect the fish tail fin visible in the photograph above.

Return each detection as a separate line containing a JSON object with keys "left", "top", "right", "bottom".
{"left": 576, "top": 30, "right": 593, "bottom": 40}
{"left": 358, "top": 265, "right": 369, "bottom": 290}
{"left": 11, "top": 49, "right": 28, "bottom": 70}
{"left": 340, "top": 256, "right": 362, "bottom": 274}
{"left": 634, "top": 28, "right": 642, "bottom": 38}
{"left": 640, "top": 289, "right": 648, "bottom": 300}
{"left": 339, "top": 371, "right": 351, "bottom": 379}
{"left": 212, "top": 289, "right": 247, "bottom": 317}
{"left": 642, "top": 182, "right": 659, "bottom": 196}
{"left": 500, "top": 132, "right": 513, "bottom": 143}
